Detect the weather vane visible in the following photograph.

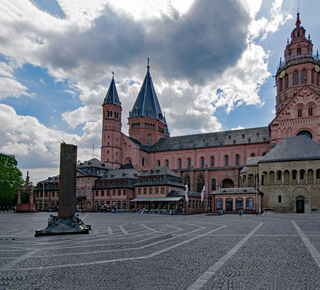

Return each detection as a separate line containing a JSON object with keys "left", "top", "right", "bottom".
{"left": 147, "top": 58, "right": 150, "bottom": 68}
{"left": 112, "top": 71, "right": 114, "bottom": 78}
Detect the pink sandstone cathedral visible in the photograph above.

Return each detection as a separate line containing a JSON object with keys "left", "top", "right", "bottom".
{"left": 101, "top": 13, "right": 320, "bottom": 192}
{"left": 34, "top": 13, "right": 320, "bottom": 214}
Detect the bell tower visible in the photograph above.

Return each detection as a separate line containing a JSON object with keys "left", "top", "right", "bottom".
{"left": 275, "top": 13, "right": 318, "bottom": 115}
{"left": 128, "top": 60, "right": 169, "bottom": 146}
{"left": 101, "top": 73, "right": 122, "bottom": 169}
{"left": 270, "top": 13, "right": 320, "bottom": 146}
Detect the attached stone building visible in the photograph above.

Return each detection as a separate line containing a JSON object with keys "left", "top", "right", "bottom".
{"left": 258, "top": 136, "right": 320, "bottom": 213}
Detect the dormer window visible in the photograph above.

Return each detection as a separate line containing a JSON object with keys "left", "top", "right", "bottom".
{"left": 134, "top": 107, "right": 139, "bottom": 115}
{"left": 148, "top": 108, "right": 152, "bottom": 117}
{"left": 158, "top": 113, "right": 163, "bottom": 120}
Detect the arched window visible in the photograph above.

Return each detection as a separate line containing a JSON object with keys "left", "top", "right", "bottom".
{"left": 316, "top": 169, "right": 320, "bottom": 179}
{"left": 277, "top": 170, "right": 282, "bottom": 181}
{"left": 301, "top": 69, "right": 307, "bottom": 84}
{"left": 311, "top": 70, "right": 315, "bottom": 84}
{"left": 178, "top": 158, "right": 182, "bottom": 169}
{"left": 236, "top": 155, "right": 240, "bottom": 166}
{"left": 200, "top": 157, "right": 205, "bottom": 168}
{"left": 284, "top": 75, "right": 288, "bottom": 89}
{"left": 142, "top": 158, "right": 145, "bottom": 166}
{"left": 251, "top": 153, "right": 255, "bottom": 157}
{"left": 298, "top": 108, "right": 302, "bottom": 117}
{"left": 309, "top": 106, "right": 313, "bottom": 116}
{"left": 157, "top": 160, "right": 160, "bottom": 166}
{"left": 165, "top": 160, "right": 169, "bottom": 167}
{"left": 225, "top": 155, "right": 229, "bottom": 166}
{"left": 279, "top": 78, "right": 283, "bottom": 92}
{"left": 211, "top": 178, "right": 216, "bottom": 191}
{"left": 278, "top": 195, "right": 282, "bottom": 203}
{"left": 187, "top": 158, "right": 191, "bottom": 168}
{"left": 297, "top": 130, "right": 312, "bottom": 139}
{"left": 293, "top": 71, "right": 299, "bottom": 86}
{"left": 211, "top": 156, "right": 215, "bottom": 167}
{"left": 197, "top": 174, "right": 205, "bottom": 193}
{"left": 292, "top": 170, "right": 297, "bottom": 180}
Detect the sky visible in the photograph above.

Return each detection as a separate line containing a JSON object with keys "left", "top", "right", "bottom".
{"left": 0, "top": 0, "right": 318, "bottom": 183}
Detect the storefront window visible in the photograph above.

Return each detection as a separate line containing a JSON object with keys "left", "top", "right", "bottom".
{"left": 236, "top": 198, "right": 243, "bottom": 210}
{"left": 216, "top": 198, "right": 223, "bottom": 210}
{"left": 246, "top": 198, "right": 254, "bottom": 210}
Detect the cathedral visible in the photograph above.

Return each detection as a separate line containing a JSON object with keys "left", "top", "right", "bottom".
{"left": 100, "top": 13, "right": 320, "bottom": 213}
{"left": 34, "top": 14, "right": 320, "bottom": 214}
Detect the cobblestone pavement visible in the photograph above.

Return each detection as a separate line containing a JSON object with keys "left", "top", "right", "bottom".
{"left": 0, "top": 212, "right": 320, "bottom": 289}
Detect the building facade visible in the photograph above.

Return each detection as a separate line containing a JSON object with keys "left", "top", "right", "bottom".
{"left": 99, "top": 14, "right": 320, "bottom": 212}
{"left": 33, "top": 14, "right": 320, "bottom": 213}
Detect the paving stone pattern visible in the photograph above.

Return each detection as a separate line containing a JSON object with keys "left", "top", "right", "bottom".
{"left": 0, "top": 212, "right": 320, "bottom": 289}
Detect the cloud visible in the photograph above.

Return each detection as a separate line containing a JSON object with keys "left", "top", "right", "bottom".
{"left": 0, "top": 104, "right": 101, "bottom": 180}
{"left": 0, "top": 0, "right": 295, "bottom": 184}
{"left": 0, "top": 62, "right": 30, "bottom": 100}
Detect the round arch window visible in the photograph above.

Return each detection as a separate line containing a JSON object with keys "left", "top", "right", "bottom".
{"left": 297, "top": 130, "right": 312, "bottom": 139}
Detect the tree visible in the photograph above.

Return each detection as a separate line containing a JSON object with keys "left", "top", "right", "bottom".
{"left": 0, "top": 153, "right": 23, "bottom": 206}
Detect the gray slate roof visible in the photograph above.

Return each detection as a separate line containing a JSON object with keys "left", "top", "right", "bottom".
{"left": 150, "top": 126, "right": 269, "bottom": 152}
{"left": 101, "top": 168, "right": 138, "bottom": 180}
{"left": 78, "top": 158, "right": 111, "bottom": 169}
{"left": 128, "top": 68, "right": 165, "bottom": 125}
{"left": 245, "top": 156, "right": 263, "bottom": 166}
{"left": 212, "top": 187, "right": 260, "bottom": 195}
{"left": 259, "top": 136, "right": 320, "bottom": 163}
{"left": 103, "top": 77, "right": 121, "bottom": 106}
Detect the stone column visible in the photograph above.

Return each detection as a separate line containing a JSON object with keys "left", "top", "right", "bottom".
{"left": 58, "top": 143, "right": 77, "bottom": 219}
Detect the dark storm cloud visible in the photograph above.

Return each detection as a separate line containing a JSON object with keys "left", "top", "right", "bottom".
{"left": 42, "top": 0, "right": 250, "bottom": 85}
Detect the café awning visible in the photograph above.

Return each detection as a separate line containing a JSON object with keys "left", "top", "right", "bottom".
{"left": 131, "top": 197, "right": 183, "bottom": 202}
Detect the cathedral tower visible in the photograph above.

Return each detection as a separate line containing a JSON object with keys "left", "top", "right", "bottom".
{"left": 101, "top": 74, "right": 122, "bottom": 169}
{"left": 128, "top": 62, "right": 169, "bottom": 146}
{"left": 270, "top": 13, "right": 320, "bottom": 145}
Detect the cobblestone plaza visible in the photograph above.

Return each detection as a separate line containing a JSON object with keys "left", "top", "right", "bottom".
{"left": 1, "top": 212, "right": 320, "bottom": 289}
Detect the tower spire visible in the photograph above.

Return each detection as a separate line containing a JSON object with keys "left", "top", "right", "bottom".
{"left": 296, "top": 12, "right": 301, "bottom": 28}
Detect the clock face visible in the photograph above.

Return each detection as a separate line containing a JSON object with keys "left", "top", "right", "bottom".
{"left": 280, "top": 71, "right": 285, "bottom": 78}
{"left": 315, "top": 65, "right": 320, "bottom": 72}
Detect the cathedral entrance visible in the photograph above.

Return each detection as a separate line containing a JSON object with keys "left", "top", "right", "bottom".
{"left": 296, "top": 196, "right": 305, "bottom": 213}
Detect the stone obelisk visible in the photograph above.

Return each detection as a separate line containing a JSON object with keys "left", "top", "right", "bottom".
{"left": 35, "top": 143, "right": 90, "bottom": 236}
{"left": 58, "top": 143, "right": 77, "bottom": 219}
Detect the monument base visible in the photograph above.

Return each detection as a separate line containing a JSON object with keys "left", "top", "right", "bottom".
{"left": 35, "top": 216, "right": 91, "bottom": 237}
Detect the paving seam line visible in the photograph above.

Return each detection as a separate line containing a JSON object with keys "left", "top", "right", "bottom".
{"left": 292, "top": 220, "right": 320, "bottom": 269}
{"left": 4, "top": 225, "right": 227, "bottom": 271}
{"left": 187, "top": 222, "right": 263, "bottom": 290}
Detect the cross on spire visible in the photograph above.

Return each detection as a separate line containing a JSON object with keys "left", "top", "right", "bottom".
{"left": 147, "top": 58, "right": 150, "bottom": 69}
